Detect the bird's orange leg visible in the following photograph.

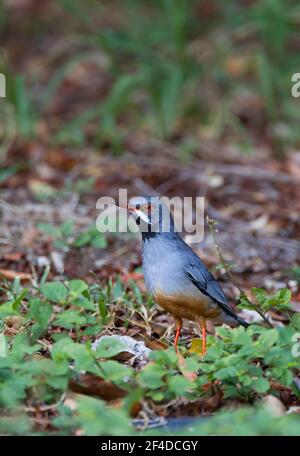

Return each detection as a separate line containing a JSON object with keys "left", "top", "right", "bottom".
{"left": 199, "top": 317, "right": 207, "bottom": 357}
{"left": 174, "top": 317, "right": 182, "bottom": 353}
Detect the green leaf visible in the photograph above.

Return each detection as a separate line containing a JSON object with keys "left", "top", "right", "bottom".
{"left": 68, "top": 280, "right": 88, "bottom": 298}
{"left": 138, "top": 364, "right": 166, "bottom": 389}
{"left": 76, "top": 396, "right": 131, "bottom": 436}
{"left": 60, "top": 221, "right": 74, "bottom": 237}
{"left": 0, "top": 166, "right": 18, "bottom": 184}
{"left": 73, "top": 296, "right": 95, "bottom": 311}
{"left": 40, "top": 282, "right": 68, "bottom": 303}
{"left": 83, "top": 325, "right": 101, "bottom": 336}
{"left": 73, "top": 231, "right": 92, "bottom": 247}
{"left": 51, "top": 337, "right": 75, "bottom": 361}
{"left": 0, "top": 414, "right": 32, "bottom": 435}
{"left": 51, "top": 339, "right": 96, "bottom": 372}
{"left": 46, "top": 375, "right": 69, "bottom": 390}
{"left": 94, "top": 337, "right": 126, "bottom": 359}
{"left": 291, "top": 313, "right": 300, "bottom": 330}
{"left": 233, "top": 329, "right": 252, "bottom": 346}
{"left": 206, "top": 338, "right": 224, "bottom": 358}
{"left": 0, "top": 334, "right": 8, "bottom": 357}
{"left": 168, "top": 376, "right": 195, "bottom": 396}
{"left": 0, "top": 374, "right": 31, "bottom": 407}
{"left": 12, "top": 289, "right": 29, "bottom": 312}
{"left": 97, "top": 360, "right": 133, "bottom": 382}
{"left": 11, "top": 333, "right": 41, "bottom": 360}
{"left": 216, "top": 326, "right": 232, "bottom": 340}
{"left": 252, "top": 288, "right": 267, "bottom": 305}
{"left": 239, "top": 374, "right": 252, "bottom": 387}
{"left": 73, "top": 227, "right": 107, "bottom": 249}
{"left": 54, "top": 239, "right": 69, "bottom": 249}
{"left": 37, "top": 223, "right": 59, "bottom": 237}
{"left": 28, "top": 298, "right": 52, "bottom": 327}
{"left": 252, "top": 287, "right": 291, "bottom": 312}
{"left": 251, "top": 377, "right": 269, "bottom": 393}
{"left": 0, "top": 301, "right": 19, "bottom": 318}
{"left": 149, "top": 348, "right": 178, "bottom": 366}
{"left": 259, "top": 329, "right": 279, "bottom": 350}
{"left": 98, "top": 296, "right": 108, "bottom": 321}
{"left": 90, "top": 234, "right": 107, "bottom": 249}
{"left": 268, "top": 288, "right": 291, "bottom": 309}
{"left": 53, "top": 309, "right": 86, "bottom": 329}
{"left": 214, "top": 366, "right": 239, "bottom": 381}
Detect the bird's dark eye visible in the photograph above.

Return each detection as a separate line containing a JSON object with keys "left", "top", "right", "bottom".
{"left": 136, "top": 204, "right": 140, "bottom": 210}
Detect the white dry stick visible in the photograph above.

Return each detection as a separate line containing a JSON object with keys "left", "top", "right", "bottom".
{"left": 92, "top": 335, "right": 151, "bottom": 362}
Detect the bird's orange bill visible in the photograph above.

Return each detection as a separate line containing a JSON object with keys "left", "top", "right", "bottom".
{"left": 116, "top": 201, "right": 136, "bottom": 212}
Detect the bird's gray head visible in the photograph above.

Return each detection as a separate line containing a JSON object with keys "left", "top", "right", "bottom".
{"left": 119, "top": 196, "right": 175, "bottom": 236}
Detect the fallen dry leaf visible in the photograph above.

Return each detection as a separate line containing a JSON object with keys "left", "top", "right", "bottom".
{"left": 122, "top": 272, "right": 144, "bottom": 282}
{"left": 0, "top": 268, "right": 31, "bottom": 281}
{"left": 142, "top": 336, "right": 168, "bottom": 351}
{"left": 2, "top": 252, "right": 24, "bottom": 261}
{"left": 189, "top": 338, "right": 203, "bottom": 355}
{"left": 69, "top": 374, "right": 126, "bottom": 401}
{"left": 21, "top": 226, "right": 39, "bottom": 247}
{"left": 177, "top": 352, "right": 197, "bottom": 381}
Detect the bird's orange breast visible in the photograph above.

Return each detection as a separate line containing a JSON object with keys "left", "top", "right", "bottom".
{"left": 153, "top": 291, "right": 221, "bottom": 321}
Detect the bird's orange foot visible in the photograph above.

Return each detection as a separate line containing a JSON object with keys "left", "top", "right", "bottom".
{"left": 173, "top": 317, "right": 182, "bottom": 354}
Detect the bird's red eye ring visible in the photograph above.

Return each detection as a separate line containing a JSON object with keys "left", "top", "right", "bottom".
{"left": 141, "top": 203, "right": 151, "bottom": 212}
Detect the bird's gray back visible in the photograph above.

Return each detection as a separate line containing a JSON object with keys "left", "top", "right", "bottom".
{"left": 142, "top": 233, "right": 201, "bottom": 298}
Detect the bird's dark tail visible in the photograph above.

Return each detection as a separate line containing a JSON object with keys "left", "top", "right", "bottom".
{"left": 236, "top": 315, "right": 249, "bottom": 328}
{"left": 217, "top": 300, "right": 250, "bottom": 328}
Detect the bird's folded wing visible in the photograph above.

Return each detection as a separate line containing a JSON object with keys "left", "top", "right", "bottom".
{"left": 185, "top": 257, "right": 238, "bottom": 319}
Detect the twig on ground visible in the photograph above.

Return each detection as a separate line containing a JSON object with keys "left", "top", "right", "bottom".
{"left": 206, "top": 215, "right": 274, "bottom": 328}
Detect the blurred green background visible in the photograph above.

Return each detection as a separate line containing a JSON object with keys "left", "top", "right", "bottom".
{"left": 1, "top": 0, "right": 300, "bottom": 158}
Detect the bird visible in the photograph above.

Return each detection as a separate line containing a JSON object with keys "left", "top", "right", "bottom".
{"left": 117, "top": 196, "right": 248, "bottom": 355}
